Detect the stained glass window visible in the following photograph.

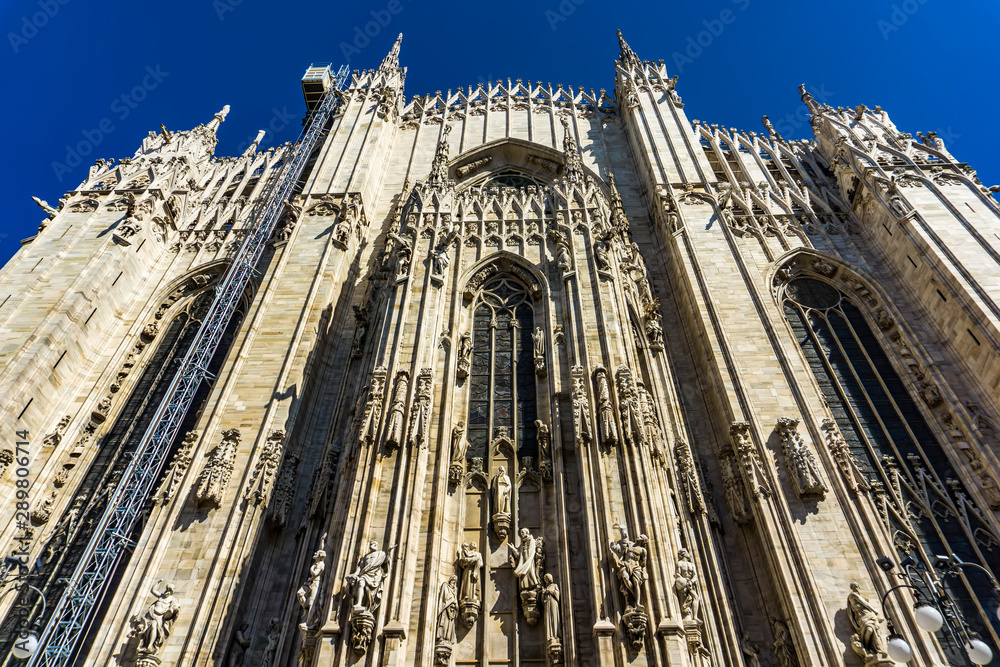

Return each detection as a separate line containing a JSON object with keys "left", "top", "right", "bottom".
{"left": 466, "top": 278, "right": 538, "bottom": 460}
{"left": 784, "top": 276, "right": 1000, "bottom": 657}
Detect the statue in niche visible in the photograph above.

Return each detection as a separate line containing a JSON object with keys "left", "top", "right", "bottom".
{"left": 741, "top": 631, "right": 761, "bottom": 667}
{"left": 130, "top": 580, "right": 180, "bottom": 657}
{"left": 434, "top": 576, "right": 459, "bottom": 666}
{"left": 333, "top": 213, "right": 352, "bottom": 247}
{"left": 260, "top": 618, "right": 280, "bottom": 667}
{"left": 383, "top": 372, "right": 408, "bottom": 451}
{"left": 448, "top": 421, "right": 467, "bottom": 488}
{"left": 771, "top": 618, "right": 799, "bottom": 667}
{"left": 571, "top": 370, "right": 593, "bottom": 444}
{"left": 456, "top": 332, "right": 472, "bottom": 379}
{"left": 430, "top": 244, "right": 450, "bottom": 281}
{"left": 542, "top": 573, "right": 563, "bottom": 664}
{"left": 532, "top": 327, "right": 546, "bottom": 377}
{"left": 594, "top": 239, "right": 611, "bottom": 270}
{"left": 536, "top": 419, "right": 553, "bottom": 482}
{"left": 346, "top": 540, "right": 395, "bottom": 654}
{"left": 296, "top": 544, "right": 326, "bottom": 626}
{"left": 556, "top": 242, "right": 572, "bottom": 273}
{"left": 848, "top": 582, "right": 887, "bottom": 662}
{"left": 673, "top": 548, "right": 701, "bottom": 621}
{"left": 227, "top": 622, "right": 250, "bottom": 667}
{"left": 387, "top": 231, "right": 412, "bottom": 278}
{"left": 458, "top": 542, "right": 483, "bottom": 627}
{"left": 509, "top": 527, "right": 543, "bottom": 625}
{"left": 492, "top": 466, "right": 512, "bottom": 539}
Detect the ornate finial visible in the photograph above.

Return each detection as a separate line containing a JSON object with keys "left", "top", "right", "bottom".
{"left": 561, "top": 117, "right": 583, "bottom": 185}
{"left": 617, "top": 29, "right": 641, "bottom": 69}
{"left": 761, "top": 115, "right": 784, "bottom": 142}
{"left": 206, "top": 105, "right": 230, "bottom": 132}
{"left": 379, "top": 33, "right": 403, "bottom": 71}
{"left": 428, "top": 124, "right": 453, "bottom": 190}
{"left": 241, "top": 130, "right": 266, "bottom": 158}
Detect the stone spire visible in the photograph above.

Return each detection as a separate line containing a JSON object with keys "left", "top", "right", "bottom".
{"left": 560, "top": 117, "right": 583, "bottom": 185}
{"left": 206, "top": 105, "right": 230, "bottom": 133}
{"left": 241, "top": 130, "right": 266, "bottom": 159}
{"left": 617, "top": 29, "right": 642, "bottom": 69}
{"left": 379, "top": 34, "right": 403, "bottom": 72}
{"left": 428, "top": 124, "right": 453, "bottom": 190}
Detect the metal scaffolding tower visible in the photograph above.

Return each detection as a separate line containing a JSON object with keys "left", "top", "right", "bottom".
{"left": 27, "top": 64, "right": 350, "bottom": 667}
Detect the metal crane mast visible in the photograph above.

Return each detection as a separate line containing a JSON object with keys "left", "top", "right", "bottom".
{"left": 27, "top": 64, "right": 350, "bottom": 667}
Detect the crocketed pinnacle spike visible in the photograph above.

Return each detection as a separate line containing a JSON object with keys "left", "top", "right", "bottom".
{"left": 379, "top": 34, "right": 403, "bottom": 71}
{"left": 206, "top": 105, "right": 230, "bottom": 133}
{"left": 617, "top": 29, "right": 641, "bottom": 69}
{"left": 428, "top": 124, "right": 452, "bottom": 189}
{"left": 561, "top": 117, "right": 583, "bottom": 185}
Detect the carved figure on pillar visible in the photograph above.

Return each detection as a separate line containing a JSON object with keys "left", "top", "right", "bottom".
{"left": 383, "top": 371, "right": 409, "bottom": 452}
{"left": 594, "top": 366, "right": 617, "bottom": 447}
{"left": 771, "top": 618, "right": 799, "bottom": 667}
{"left": 345, "top": 540, "right": 395, "bottom": 654}
{"left": 594, "top": 239, "right": 611, "bottom": 270}
{"left": 775, "top": 417, "right": 827, "bottom": 498}
{"left": 448, "top": 420, "right": 467, "bottom": 488}
{"left": 741, "top": 631, "right": 761, "bottom": 667}
{"left": 673, "top": 548, "right": 701, "bottom": 621}
{"left": 720, "top": 452, "right": 752, "bottom": 524}
{"left": 609, "top": 526, "right": 649, "bottom": 650}
{"left": 616, "top": 366, "right": 646, "bottom": 448}
{"left": 296, "top": 544, "right": 326, "bottom": 628}
{"left": 195, "top": 428, "right": 241, "bottom": 507}
{"left": 227, "top": 622, "right": 250, "bottom": 667}
{"left": 848, "top": 582, "right": 888, "bottom": 664}
{"left": 458, "top": 542, "right": 483, "bottom": 627}
{"left": 260, "top": 618, "right": 280, "bottom": 667}
{"left": 129, "top": 580, "right": 180, "bottom": 661}
{"left": 456, "top": 332, "right": 472, "bottom": 380}
{"left": 532, "top": 326, "right": 546, "bottom": 377}
{"left": 509, "top": 527, "right": 543, "bottom": 625}
{"left": 407, "top": 368, "right": 433, "bottom": 450}
{"left": 492, "top": 466, "right": 512, "bottom": 540}
{"left": 433, "top": 576, "right": 458, "bottom": 666}
{"left": 536, "top": 419, "right": 553, "bottom": 482}
{"left": 542, "top": 573, "right": 563, "bottom": 664}
{"left": 571, "top": 365, "right": 593, "bottom": 444}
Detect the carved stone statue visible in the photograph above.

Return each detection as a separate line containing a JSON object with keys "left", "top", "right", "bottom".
{"left": 536, "top": 419, "right": 553, "bottom": 482}
{"left": 556, "top": 242, "right": 572, "bottom": 273}
{"left": 456, "top": 332, "right": 472, "bottom": 379}
{"left": 532, "top": 326, "right": 546, "bottom": 377}
{"left": 434, "top": 576, "right": 459, "bottom": 665}
{"left": 571, "top": 368, "right": 593, "bottom": 444}
{"left": 227, "top": 622, "right": 250, "bottom": 667}
{"left": 848, "top": 582, "right": 887, "bottom": 662}
{"left": 509, "top": 528, "right": 543, "bottom": 625}
{"left": 333, "top": 214, "right": 352, "bottom": 248}
{"left": 260, "top": 617, "right": 280, "bottom": 667}
{"left": 384, "top": 371, "right": 409, "bottom": 451}
{"left": 542, "top": 573, "right": 563, "bottom": 664}
{"left": 130, "top": 580, "right": 180, "bottom": 657}
{"left": 594, "top": 240, "right": 611, "bottom": 270}
{"left": 673, "top": 548, "right": 701, "bottom": 621}
{"left": 346, "top": 540, "right": 394, "bottom": 654}
{"left": 771, "top": 618, "right": 798, "bottom": 667}
{"left": 458, "top": 542, "right": 483, "bottom": 626}
{"left": 594, "top": 367, "right": 617, "bottom": 447}
{"left": 741, "top": 631, "right": 761, "bottom": 667}
{"left": 609, "top": 527, "right": 649, "bottom": 650}
{"left": 430, "top": 244, "right": 450, "bottom": 279}
{"left": 492, "top": 466, "right": 512, "bottom": 539}
{"left": 296, "top": 546, "right": 326, "bottom": 626}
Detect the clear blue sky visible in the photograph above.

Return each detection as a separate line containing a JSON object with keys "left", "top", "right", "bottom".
{"left": 1, "top": 0, "right": 997, "bottom": 265}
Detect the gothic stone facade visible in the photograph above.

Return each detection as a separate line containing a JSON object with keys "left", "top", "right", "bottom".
{"left": 1, "top": 33, "right": 999, "bottom": 667}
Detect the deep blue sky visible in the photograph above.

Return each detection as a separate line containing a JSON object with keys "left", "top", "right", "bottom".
{"left": 2, "top": 0, "right": 997, "bottom": 265}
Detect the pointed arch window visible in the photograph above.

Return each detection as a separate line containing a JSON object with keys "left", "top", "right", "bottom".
{"left": 466, "top": 277, "right": 538, "bottom": 461}
{"left": 783, "top": 276, "right": 1000, "bottom": 657}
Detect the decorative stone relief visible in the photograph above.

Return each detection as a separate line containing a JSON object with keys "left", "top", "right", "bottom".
{"left": 593, "top": 366, "right": 617, "bottom": 447}
{"left": 260, "top": 617, "right": 280, "bottom": 667}
{"left": 639, "top": 385, "right": 666, "bottom": 462}
{"left": 609, "top": 526, "right": 649, "bottom": 651}
{"left": 771, "top": 618, "right": 799, "bottom": 667}
{"left": 457, "top": 542, "right": 483, "bottom": 627}
{"left": 730, "top": 421, "right": 771, "bottom": 501}
{"left": 356, "top": 367, "right": 386, "bottom": 448}
{"left": 31, "top": 491, "right": 56, "bottom": 524}
{"left": 571, "top": 365, "right": 593, "bottom": 445}
{"left": 245, "top": 430, "right": 285, "bottom": 506}
{"left": 719, "top": 451, "right": 752, "bottom": 524}
{"left": 615, "top": 366, "right": 646, "bottom": 448}
{"left": 775, "top": 417, "right": 827, "bottom": 498}
{"left": 195, "top": 428, "right": 240, "bottom": 507}
{"left": 345, "top": 540, "right": 394, "bottom": 654}
{"left": 383, "top": 370, "right": 409, "bottom": 452}
{"left": 407, "top": 368, "right": 433, "bottom": 449}
{"left": 673, "top": 548, "right": 701, "bottom": 621}
{"left": 91, "top": 396, "right": 112, "bottom": 423}
{"left": 0, "top": 449, "right": 14, "bottom": 480}
{"left": 741, "top": 631, "right": 762, "bottom": 667}
{"left": 675, "top": 440, "right": 706, "bottom": 515}
{"left": 509, "top": 528, "right": 544, "bottom": 625}
{"left": 267, "top": 453, "right": 299, "bottom": 528}
{"left": 42, "top": 415, "right": 72, "bottom": 448}
{"left": 297, "top": 541, "right": 326, "bottom": 628}
{"left": 821, "top": 419, "right": 867, "bottom": 494}
{"left": 433, "top": 576, "right": 458, "bottom": 666}
{"left": 129, "top": 580, "right": 180, "bottom": 663}
{"left": 492, "top": 466, "right": 512, "bottom": 540}
{"left": 154, "top": 430, "right": 198, "bottom": 505}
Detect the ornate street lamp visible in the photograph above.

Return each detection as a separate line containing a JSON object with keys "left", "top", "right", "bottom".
{"left": 876, "top": 554, "right": 1000, "bottom": 665}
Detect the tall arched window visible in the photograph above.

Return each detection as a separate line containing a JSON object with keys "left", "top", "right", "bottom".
{"left": 466, "top": 277, "right": 538, "bottom": 462}
{"left": 0, "top": 287, "right": 248, "bottom": 661}
{"left": 783, "top": 276, "right": 1000, "bottom": 656}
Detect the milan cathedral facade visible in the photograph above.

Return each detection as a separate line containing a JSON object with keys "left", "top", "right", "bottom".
{"left": 2, "top": 32, "right": 1000, "bottom": 667}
